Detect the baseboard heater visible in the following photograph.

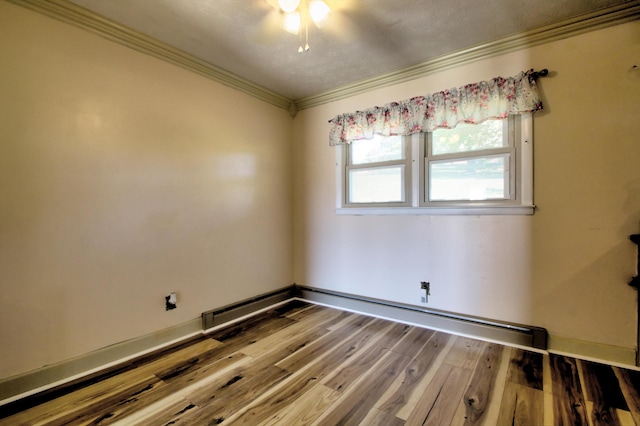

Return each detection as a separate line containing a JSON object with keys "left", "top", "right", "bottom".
{"left": 202, "top": 284, "right": 547, "bottom": 350}
{"left": 201, "top": 286, "right": 296, "bottom": 330}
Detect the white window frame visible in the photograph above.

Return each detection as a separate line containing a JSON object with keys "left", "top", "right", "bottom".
{"left": 336, "top": 113, "right": 534, "bottom": 215}
{"left": 343, "top": 135, "right": 412, "bottom": 208}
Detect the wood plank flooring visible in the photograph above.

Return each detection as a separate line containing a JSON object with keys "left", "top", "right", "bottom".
{"left": 2, "top": 300, "right": 640, "bottom": 425}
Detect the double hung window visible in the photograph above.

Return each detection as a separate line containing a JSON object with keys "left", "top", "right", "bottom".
{"left": 345, "top": 135, "right": 410, "bottom": 206}
{"left": 332, "top": 70, "right": 544, "bottom": 214}
{"left": 337, "top": 114, "right": 533, "bottom": 215}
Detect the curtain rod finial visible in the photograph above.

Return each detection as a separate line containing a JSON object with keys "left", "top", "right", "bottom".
{"left": 531, "top": 68, "right": 549, "bottom": 81}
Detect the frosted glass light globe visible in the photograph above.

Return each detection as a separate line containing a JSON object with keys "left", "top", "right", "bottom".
{"left": 278, "top": 0, "right": 300, "bottom": 13}
{"left": 309, "top": 0, "right": 330, "bottom": 26}
{"left": 282, "top": 11, "right": 301, "bottom": 34}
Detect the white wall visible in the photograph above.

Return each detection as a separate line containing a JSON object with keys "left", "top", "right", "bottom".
{"left": 293, "top": 21, "right": 640, "bottom": 359}
{"left": 0, "top": 2, "right": 293, "bottom": 380}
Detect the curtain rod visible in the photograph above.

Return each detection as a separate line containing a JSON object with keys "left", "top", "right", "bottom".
{"left": 531, "top": 68, "right": 549, "bottom": 81}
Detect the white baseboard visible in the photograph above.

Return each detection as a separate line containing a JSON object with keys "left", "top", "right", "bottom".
{"left": 0, "top": 317, "right": 202, "bottom": 406}
{"left": 548, "top": 334, "right": 637, "bottom": 368}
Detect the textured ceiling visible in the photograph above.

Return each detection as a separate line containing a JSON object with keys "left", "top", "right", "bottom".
{"left": 66, "top": 0, "right": 635, "bottom": 100}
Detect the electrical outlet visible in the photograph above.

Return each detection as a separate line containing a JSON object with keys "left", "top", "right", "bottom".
{"left": 165, "top": 292, "right": 177, "bottom": 310}
{"left": 420, "top": 281, "right": 430, "bottom": 303}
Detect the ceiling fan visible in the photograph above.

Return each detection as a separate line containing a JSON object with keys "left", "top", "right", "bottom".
{"left": 263, "top": 0, "right": 334, "bottom": 52}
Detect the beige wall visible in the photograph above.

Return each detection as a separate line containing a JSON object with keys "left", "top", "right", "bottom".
{"left": 293, "top": 21, "right": 640, "bottom": 358}
{"left": 0, "top": 2, "right": 293, "bottom": 379}
{"left": 1, "top": 1, "right": 638, "bottom": 383}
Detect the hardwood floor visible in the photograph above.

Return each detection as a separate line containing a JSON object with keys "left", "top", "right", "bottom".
{"left": 2, "top": 300, "right": 640, "bottom": 425}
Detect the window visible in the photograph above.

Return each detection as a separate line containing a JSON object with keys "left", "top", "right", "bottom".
{"left": 337, "top": 114, "right": 533, "bottom": 215}
{"left": 345, "top": 134, "right": 410, "bottom": 206}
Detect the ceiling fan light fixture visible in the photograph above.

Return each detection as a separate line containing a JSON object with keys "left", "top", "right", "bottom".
{"left": 282, "top": 11, "right": 301, "bottom": 34}
{"left": 309, "top": 0, "right": 331, "bottom": 27}
{"left": 278, "top": 0, "right": 300, "bottom": 14}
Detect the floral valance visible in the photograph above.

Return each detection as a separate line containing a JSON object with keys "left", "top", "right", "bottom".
{"left": 328, "top": 69, "right": 543, "bottom": 146}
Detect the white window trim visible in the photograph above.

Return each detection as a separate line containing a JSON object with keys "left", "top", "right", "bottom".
{"left": 343, "top": 136, "right": 412, "bottom": 207}
{"left": 335, "top": 114, "right": 535, "bottom": 216}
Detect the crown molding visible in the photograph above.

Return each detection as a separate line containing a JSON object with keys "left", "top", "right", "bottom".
{"left": 7, "top": 0, "right": 640, "bottom": 113}
{"left": 295, "top": 1, "right": 640, "bottom": 110}
{"left": 6, "top": 0, "right": 293, "bottom": 110}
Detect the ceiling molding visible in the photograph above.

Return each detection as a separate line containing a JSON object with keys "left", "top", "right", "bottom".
{"left": 8, "top": 0, "right": 640, "bottom": 113}
{"left": 295, "top": 1, "right": 640, "bottom": 110}
{"left": 7, "top": 0, "right": 292, "bottom": 110}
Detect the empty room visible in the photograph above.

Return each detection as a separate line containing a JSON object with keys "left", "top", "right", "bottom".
{"left": 1, "top": 0, "right": 640, "bottom": 424}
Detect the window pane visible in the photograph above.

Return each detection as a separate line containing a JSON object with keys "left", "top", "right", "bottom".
{"left": 349, "top": 166, "right": 404, "bottom": 203}
{"left": 429, "top": 155, "right": 509, "bottom": 201}
{"left": 351, "top": 135, "right": 404, "bottom": 165}
{"left": 432, "top": 119, "right": 505, "bottom": 155}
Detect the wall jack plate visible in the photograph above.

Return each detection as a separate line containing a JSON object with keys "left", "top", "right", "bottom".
{"left": 166, "top": 293, "right": 177, "bottom": 310}
{"left": 420, "top": 281, "right": 430, "bottom": 303}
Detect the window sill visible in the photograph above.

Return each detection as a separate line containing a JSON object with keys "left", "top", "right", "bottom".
{"left": 335, "top": 205, "right": 536, "bottom": 216}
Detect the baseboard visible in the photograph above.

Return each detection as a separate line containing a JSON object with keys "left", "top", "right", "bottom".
{"left": 295, "top": 285, "right": 637, "bottom": 367}
{"left": 4, "top": 284, "right": 634, "bottom": 411}
{"left": 0, "top": 285, "right": 298, "bottom": 409}
{"left": 548, "top": 334, "right": 637, "bottom": 367}
{"left": 201, "top": 285, "right": 297, "bottom": 330}
{"left": 200, "top": 284, "right": 548, "bottom": 350}
{"left": 0, "top": 317, "right": 202, "bottom": 408}
{"left": 294, "top": 285, "right": 548, "bottom": 350}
